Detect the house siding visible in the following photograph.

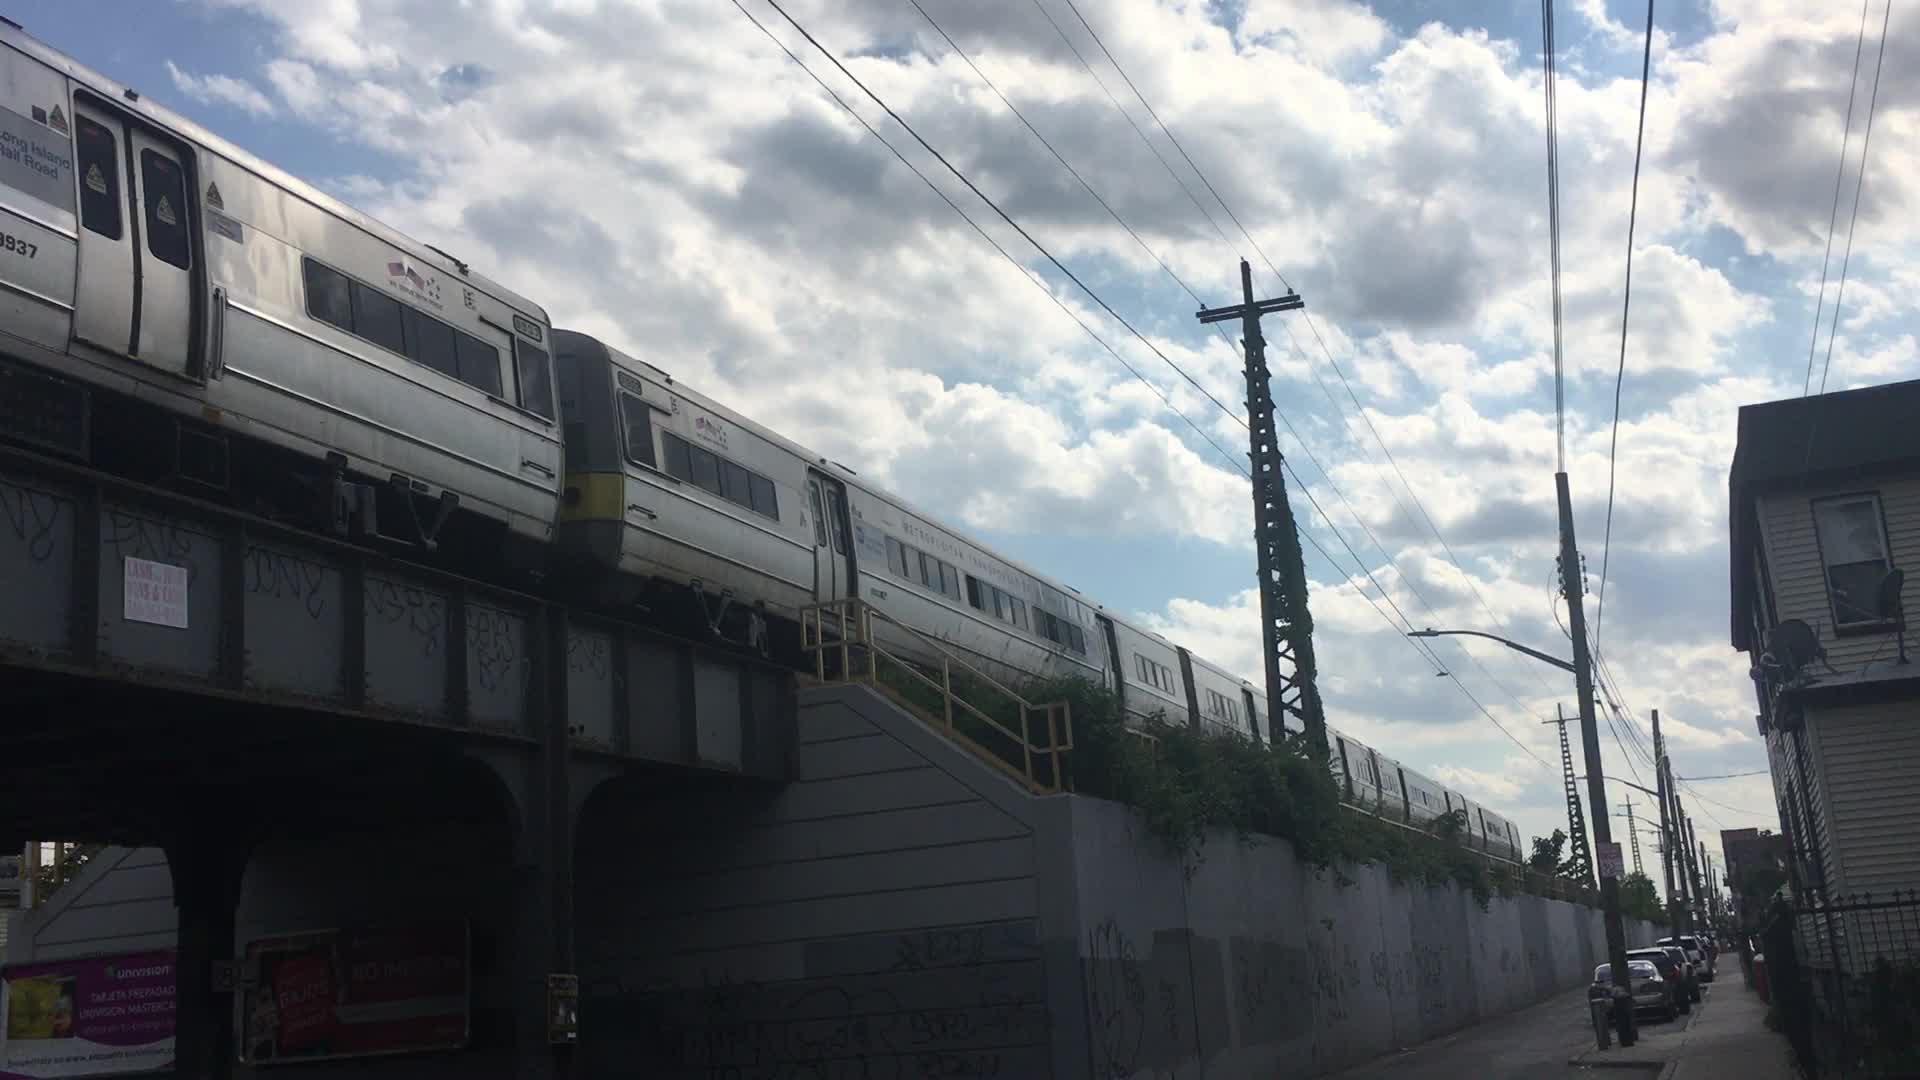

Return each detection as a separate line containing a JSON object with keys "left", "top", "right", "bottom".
{"left": 1810, "top": 699, "right": 1920, "bottom": 896}
{"left": 1759, "top": 477, "right": 1920, "bottom": 673}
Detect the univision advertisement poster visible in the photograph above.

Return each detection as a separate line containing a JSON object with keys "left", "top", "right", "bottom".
{"left": 240, "top": 923, "right": 469, "bottom": 1065}
{"left": 0, "top": 951, "right": 175, "bottom": 1078}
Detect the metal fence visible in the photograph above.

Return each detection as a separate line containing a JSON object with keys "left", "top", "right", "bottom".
{"left": 1766, "top": 890, "right": 1920, "bottom": 1078}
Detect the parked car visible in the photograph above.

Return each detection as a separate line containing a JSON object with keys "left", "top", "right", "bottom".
{"left": 1592, "top": 959, "right": 1677, "bottom": 1021}
{"left": 1628, "top": 947, "right": 1695, "bottom": 1010}
{"left": 1659, "top": 935, "right": 1716, "bottom": 982}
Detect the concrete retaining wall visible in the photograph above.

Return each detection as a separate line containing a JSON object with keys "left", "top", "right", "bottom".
{"left": 1063, "top": 794, "right": 1660, "bottom": 1078}
{"left": 575, "top": 685, "right": 1661, "bottom": 1079}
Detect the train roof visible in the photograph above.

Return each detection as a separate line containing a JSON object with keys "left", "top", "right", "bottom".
{"left": 577, "top": 331, "right": 1122, "bottom": 618}
{"left": 0, "top": 19, "right": 550, "bottom": 326}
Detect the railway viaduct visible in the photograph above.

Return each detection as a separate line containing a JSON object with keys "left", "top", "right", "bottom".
{"left": 0, "top": 442, "right": 1656, "bottom": 1079}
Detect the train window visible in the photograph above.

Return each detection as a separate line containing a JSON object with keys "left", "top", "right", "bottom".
{"left": 515, "top": 339, "right": 556, "bottom": 420}
{"left": 303, "top": 259, "right": 352, "bottom": 331}
{"left": 455, "top": 331, "right": 503, "bottom": 396}
{"left": 349, "top": 282, "right": 406, "bottom": 356}
{"left": 619, "top": 393, "right": 656, "bottom": 468}
{"left": 965, "top": 577, "right": 982, "bottom": 610}
{"left": 824, "top": 488, "right": 848, "bottom": 552}
{"left": 688, "top": 443, "right": 721, "bottom": 496}
{"left": 886, "top": 537, "right": 907, "bottom": 578}
{"left": 75, "top": 116, "right": 122, "bottom": 240}
{"left": 1067, "top": 623, "right": 1086, "bottom": 654}
{"left": 807, "top": 481, "right": 827, "bottom": 546}
{"left": 990, "top": 588, "right": 1005, "bottom": 620}
{"left": 404, "top": 307, "right": 458, "bottom": 378}
{"left": 663, "top": 430, "right": 693, "bottom": 483}
{"left": 1010, "top": 598, "right": 1027, "bottom": 630}
{"left": 749, "top": 475, "right": 778, "bottom": 519}
{"left": 138, "top": 150, "right": 191, "bottom": 271}
{"left": 720, "top": 459, "right": 751, "bottom": 504}
{"left": 919, "top": 552, "right": 937, "bottom": 590}
{"left": 940, "top": 563, "right": 961, "bottom": 602}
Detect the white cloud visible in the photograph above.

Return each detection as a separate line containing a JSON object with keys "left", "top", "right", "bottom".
{"left": 132, "top": 0, "right": 1900, "bottom": 854}
{"left": 164, "top": 61, "right": 276, "bottom": 117}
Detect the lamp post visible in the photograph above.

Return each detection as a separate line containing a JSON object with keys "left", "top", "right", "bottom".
{"left": 1411, "top": 613, "right": 1636, "bottom": 1048}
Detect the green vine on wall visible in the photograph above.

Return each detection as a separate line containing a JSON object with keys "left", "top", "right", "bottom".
{"left": 876, "top": 668, "right": 1551, "bottom": 910}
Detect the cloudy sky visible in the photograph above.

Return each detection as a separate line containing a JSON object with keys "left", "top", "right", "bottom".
{"left": 33, "top": 0, "right": 1916, "bottom": 891}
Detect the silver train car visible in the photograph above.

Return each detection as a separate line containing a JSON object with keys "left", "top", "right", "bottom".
{"left": 552, "top": 332, "right": 1522, "bottom": 861}
{"left": 0, "top": 22, "right": 1521, "bottom": 864}
{"left": 0, "top": 20, "right": 561, "bottom": 570}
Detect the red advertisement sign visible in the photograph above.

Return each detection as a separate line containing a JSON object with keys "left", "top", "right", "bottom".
{"left": 239, "top": 924, "right": 468, "bottom": 1065}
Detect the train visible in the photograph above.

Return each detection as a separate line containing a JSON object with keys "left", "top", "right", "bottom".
{"left": 0, "top": 20, "right": 1523, "bottom": 862}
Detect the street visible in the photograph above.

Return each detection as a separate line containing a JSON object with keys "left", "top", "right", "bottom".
{"left": 1323, "top": 982, "right": 1696, "bottom": 1080}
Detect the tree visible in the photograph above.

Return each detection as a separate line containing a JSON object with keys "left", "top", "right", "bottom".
{"left": 31, "top": 843, "right": 98, "bottom": 907}
{"left": 1530, "top": 830, "right": 1568, "bottom": 875}
{"left": 1528, "top": 829, "right": 1590, "bottom": 880}
{"left": 1619, "top": 871, "right": 1664, "bottom": 922}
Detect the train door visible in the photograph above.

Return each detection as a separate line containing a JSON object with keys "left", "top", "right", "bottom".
{"left": 70, "top": 97, "right": 196, "bottom": 378}
{"left": 1097, "top": 615, "right": 1124, "bottom": 696}
{"left": 806, "top": 471, "right": 856, "bottom": 602}
{"left": 1174, "top": 647, "right": 1200, "bottom": 730}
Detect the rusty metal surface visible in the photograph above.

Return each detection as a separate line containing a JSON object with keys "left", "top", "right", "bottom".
{"left": 0, "top": 442, "right": 793, "bottom": 779}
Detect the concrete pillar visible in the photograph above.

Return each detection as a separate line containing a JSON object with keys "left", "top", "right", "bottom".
{"left": 165, "top": 807, "right": 251, "bottom": 1080}
{"left": 504, "top": 605, "right": 575, "bottom": 1079}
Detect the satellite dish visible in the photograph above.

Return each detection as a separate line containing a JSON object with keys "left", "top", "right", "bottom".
{"left": 1766, "top": 619, "right": 1823, "bottom": 673}
{"left": 1877, "top": 568, "right": 1906, "bottom": 619}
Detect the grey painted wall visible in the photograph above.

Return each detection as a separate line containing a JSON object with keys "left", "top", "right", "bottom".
{"left": 574, "top": 683, "right": 1062, "bottom": 1079}
{"left": 576, "top": 685, "right": 1660, "bottom": 1079}
{"left": 1063, "top": 795, "right": 1660, "bottom": 1079}
{"left": 5, "top": 686, "right": 1661, "bottom": 1080}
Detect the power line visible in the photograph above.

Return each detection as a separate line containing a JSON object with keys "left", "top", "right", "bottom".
{"left": 1037, "top": 0, "right": 1566, "bottom": 709}
{"left": 1594, "top": 0, "right": 1658, "bottom": 647}
{"left": 1541, "top": 0, "right": 1568, "bottom": 471}
{"left": 734, "top": 0, "right": 1549, "bottom": 768}
{"left": 1817, "top": 0, "right": 1893, "bottom": 395}
{"left": 910, "top": 0, "right": 1550, "bottom": 735}
{"left": 1681, "top": 770, "right": 1770, "bottom": 782}
{"left": 1803, "top": 0, "right": 1874, "bottom": 397}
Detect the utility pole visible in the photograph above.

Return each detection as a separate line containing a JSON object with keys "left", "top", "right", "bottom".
{"left": 1555, "top": 470, "right": 1634, "bottom": 1045}
{"left": 1686, "top": 817, "right": 1708, "bottom": 929}
{"left": 1653, "top": 710, "right": 1680, "bottom": 940}
{"left": 1546, "top": 708, "right": 1595, "bottom": 884}
{"left": 1666, "top": 757, "right": 1694, "bottom": 933}
{"left": 1197, "top": 261, "right": 1325, "bottom": 759}
{"left": 1623, "top": 801, "right": 1643, "bottom": 877}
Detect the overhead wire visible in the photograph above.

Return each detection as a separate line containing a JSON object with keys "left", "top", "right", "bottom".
{"left": 1817, "top": 0, "right": 1893, "bottom": 395}
{"left": 735, "top": 0, "right": 1551, "bottom": 768}
{"left": 1594, "top": 0, "right": 1658, "bottom": 647}
{"left": 910, "top": 0, "right": 1553, "bottom": 740}
{"left": 1803, "top": 0, "right": 1874, "bottom": 396}
{"left": 1541, "top": 0, "right": 1568, "bottom": 471}
{"left": 1038, "top": 0, "right": 1567, "bottom": 710}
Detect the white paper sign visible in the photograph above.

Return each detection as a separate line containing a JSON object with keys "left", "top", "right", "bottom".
{"left": 1597, "top": 840, "right": 1625, "bottom": 881}
{"left": 123, "top": 556, "right": 189, "bottom": 629}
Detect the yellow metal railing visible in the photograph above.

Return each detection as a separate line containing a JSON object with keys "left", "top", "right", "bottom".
{"left": 799, "top": 598, "right": 1074, "bottom": 794}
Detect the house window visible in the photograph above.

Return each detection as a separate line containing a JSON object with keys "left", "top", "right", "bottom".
{"left": 1812, "top": 494, "right": 1895, "bottom": 627}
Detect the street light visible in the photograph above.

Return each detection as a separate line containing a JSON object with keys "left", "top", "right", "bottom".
{"left": 1407, "top": 628, "right": 1577, "bottom": 674}
{"left": 1409, "top": 617, "right": 1636, "bottom": 1047}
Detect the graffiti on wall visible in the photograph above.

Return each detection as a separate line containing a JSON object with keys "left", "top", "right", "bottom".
{"left": 587, "top": 920, "right": 1052, "bottom": 1078}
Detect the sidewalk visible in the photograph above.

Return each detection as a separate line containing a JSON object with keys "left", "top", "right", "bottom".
{"left": 1570, "top": 979, "right": 1797, "bottom": 1079}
